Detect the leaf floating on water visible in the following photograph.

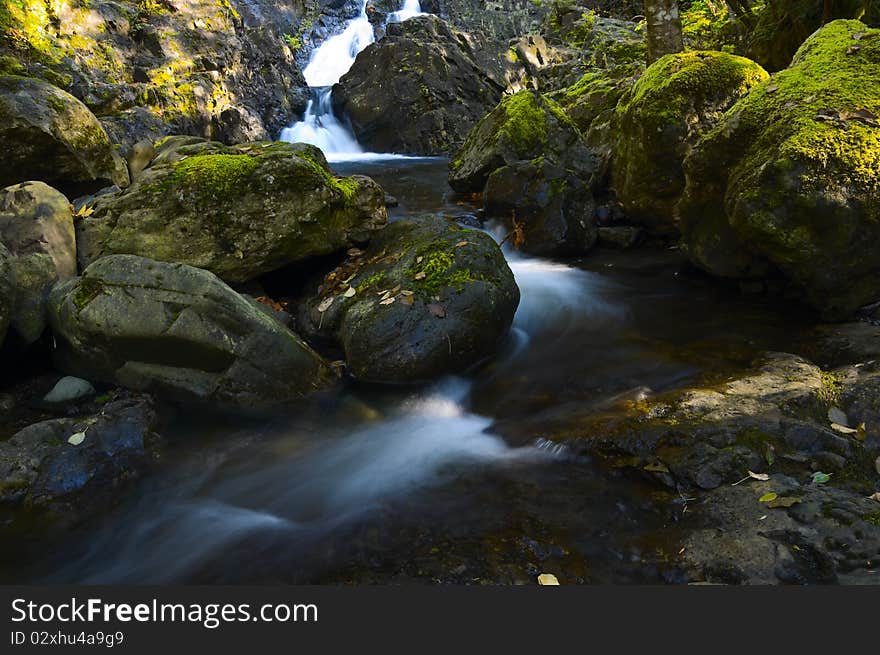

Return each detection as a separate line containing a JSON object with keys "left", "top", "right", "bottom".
{"left": 379, "top": 297, "right": 396, "bottom": 306}
{"left": 759, "top": 492, "right": 778, "bottom": 503}
{"left": 828, "top": 407, "right": 849, "bottom": 426}
{"left": 68, "top": 431, "right": 86, "bottom": 446}
{"left": 767, "top": 496, "right": 801, "bottom": 509}
{"left": 343, "top": 286, "right": 357, "bottom": 298}
{"left": 427, "top": 303, "right": 446, "bottom": 318}
{"left": 537, "top": 573, "right": 559, "bottom": 586}
{"left": 317, "top": 297, "right": 335, "bottom": 313}
{"left": 811, "top": 471, "right": 832, "bottom": 485}
{"left": 748, "top": 470, "right": 770, "bottom": 481}
{"left": 414, "top": 272, "right": 427, "bottom": 281}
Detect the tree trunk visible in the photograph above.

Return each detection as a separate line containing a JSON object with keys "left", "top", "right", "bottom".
{"left": 645, "top": 0, "right": 685, "bottom": 63}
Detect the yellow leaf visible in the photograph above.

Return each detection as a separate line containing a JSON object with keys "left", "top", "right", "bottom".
{"left": 759, "top": 492, "right": 778, "bottom": 503}
{"left": 537, "top": 573, "right": 559, "bottom": 586}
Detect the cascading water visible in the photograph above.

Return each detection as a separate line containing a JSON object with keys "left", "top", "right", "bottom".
{"left": 387, "top": 0, "right": 424, "bottom": 24}
{"left": 279, "top": 1, "right": 375, "bottom": 160}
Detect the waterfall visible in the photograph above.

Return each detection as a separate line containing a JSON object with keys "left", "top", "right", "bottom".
{"left": 279, "top": 1, "right": 375, "bottom": 160}
{"left": 387, "top": 0, "right": 424, "bottom": 24}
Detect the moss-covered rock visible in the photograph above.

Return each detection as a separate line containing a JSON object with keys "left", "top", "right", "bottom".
{"left": 449, "top": 89, "right": 598, "bottom": 255}
{"left": 76, "top": 141, "right": 388, "bottom": 283}
{"left": 0, "top": 181, "right": 76, "bottom": 343}
{"left": 48, "top": 254, "right": 334, "bottom": 407}
{"left": 0, "top": 75, "right": 129, "bottom": 196}
{"left": 297, "top": 216, "right": 519, "bottom": 383}
{"left": 679, "top": 20, "right": 880, "bottom": 318}
{"left": 611, "top": 51, "right": 769, "bottom": 233}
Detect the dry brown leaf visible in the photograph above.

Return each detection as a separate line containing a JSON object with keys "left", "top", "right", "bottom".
{"left": 414, "top": 272, "right": 427, "bottom": 280}
{"left": 748, "top": 470, "right": 770, "bottom": 481}
{"left": 347, "top": 248, "right": 364, "bottom": 257}
{"left": 416, "top": 256, "right": 424, "bottom": 264}
{"left": 831, "top": 422, "right": 858, "bottom": 435}
{"left": 343, "top": 286, "right": 357, "bottom": 298}
{"left": 537, "top": 573, "right": 559, "bottom": 586}
{"left": 400, "top": 290, "right": 414, "bottom": 296}
{"left": 317, "top": 297, "right": 334, "bottom": 313}
{"left": 867, "top": 492, "right": 880, "bottom": 503}
{"left": 379, "top": 297, "right": 396, "bottom": 306}
{"left": 427, "top": 303, "right": 446, "bottom": 318}
{"left": 455, "top": 240, "right": 469, "bottom": 248}
{"left": 401, "top": 295, "right": 415, "bottom": 306}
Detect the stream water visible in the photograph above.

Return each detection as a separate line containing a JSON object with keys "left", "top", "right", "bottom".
{"left": 2, "top": 158, "right": 818, "bottom": 584}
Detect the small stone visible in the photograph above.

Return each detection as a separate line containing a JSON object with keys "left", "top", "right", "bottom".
{"left": 43, "top": 376, "right": 95, "bottom": 404}
{"left": 827, "top": 407, "right": 849, "bottom": 427}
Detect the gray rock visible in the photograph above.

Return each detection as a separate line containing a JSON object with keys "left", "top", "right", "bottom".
{"left": 43, "top": 376, "right": 96, "bottom": 405}
{"left": 126, "top": 139, "right": 156, "bottom": 181}
{"left": 48, "top": 255, "right": 335, "bottom": 407}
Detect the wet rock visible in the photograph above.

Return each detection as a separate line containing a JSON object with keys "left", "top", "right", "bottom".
{"left": 598, "top": 226, "right": 644, "bottom": 249}
{"left": 0, "top": 394, "right": 160, "bottom": 530}
{"left": 0, "top": 76, "right": 129, "bottom": 196}
{"left": 333, "top": 15, "right": 505, "bottom": 155}
{"left": 42, "top": 376, "right": 96, "bottom": 405}
{"left": 680, "top": 21, "right": 880, "bottom": 318}
{"left": 450, "top": 89, "right": 597, "bottom": 255}
{"left": 76, "top": 141, "right": 388, "bottom": 283}
{"left": 48, "top": 255, "right": 335, "bottom": 407}
{"left": 126, "top": 139, "right": 155, "bottom": 181}
{"left": 298, "top": 216, "right": 519, "bottom": 383}
{"left": 612, "top": 51, "right": 768, "bottom": 233}
{"left": 0, "top": 181, "right": 76, "bottom": 343}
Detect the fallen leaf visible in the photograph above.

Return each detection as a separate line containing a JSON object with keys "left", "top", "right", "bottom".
{"left": 400, "top": 290, "right": 414, "bottom": 296}
{"left": 343, "top": 287, "right": 357, "bottom": 298}
{"left": 767, "top": 496, "right": 801, "bottom": 509}
{"left": 867, "top": 492, "right": 880, "bottom": 503}
{"left": 758, "top": 515, "right": 767, "bottom": 521}
{"left": 856, "top": 422, "right": 867, "bottom": 441}
{"left": 427, "top": 303, "right": 446, "bottom": 318}
{"left": 537, "top": 573, "right": 559, "bottom": 586}
{"left": 416, "top": 256, "right": 424, "bottom": 264}
{"left": 831, "top": 422, "right": 858, "bottom": 434}
{"left": 828, "top": 407, "right": 849, "bottom": 426}
{"left": 74, "top": 205, "right": 94, "bottom": 218}
{"left": 759, "top": 492, "right": 778, "bottom": 503}
{"left": 811, "top": 471, "right": 832, "bottom": 485}
{"left": 854, "top": 31, "right": 865, "bottom": 40}
{"left": 347, "top": 248, "right": 364, "bottom": 257}
{"left": 643, "top": 462, "right": 669, "bottom": 473}
{"left": 847, "top": 45, "right": 861, "bottom": 54}
{"left": 414, "top": 272, "right": 427, "bottom": 281}
{"left": 455, "top": 240, "right": 469, "bottom": 248}
{"left": 68, "top": 431, "right": 86, "bottom": 446}
{"left": 401, "top": 295, "right": 415, "bottom": 306}
{"left": 748, "top": 470, "right": 770, "bottom": 481}
{"left": 379, "top": 297, "right": 396, "bottom": 306}
{"left": 317, "top": 297, "right": 334, "bottom": 313}
{"left": 766, "top": 84, "right": 779, "bottom": 93}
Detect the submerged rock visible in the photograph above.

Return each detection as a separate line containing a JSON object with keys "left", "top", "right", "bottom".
{"left": 298, "top": 216, "right": 519, "bottom": 383}
{"left": 680, "top": 20, "right": 880, "bottom": 318}
{"left": 0, "top": 394, "right": 159, "bottom": 530}
{"left": 0, "top": 76, "right": 129, "bottom": 196}
{"left": 449, "top": 89, "right": 597, "bottom": 255}
{"left": 76, "top": 141, "right": 388, "bottom": 283}
{"left": 612, "top": 51, "right": 768, "bottom": 233}
{"left": 333, "top": 15, "right": 504, "bottom": 155}
{"left": 48, "top": 255, "right": 335, "bottom": 407}
{"left": 0, "top": 181, "right": 77, "bottom": 343}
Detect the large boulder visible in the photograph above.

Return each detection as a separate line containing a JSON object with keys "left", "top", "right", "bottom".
{"left": 0, "top": 394, "right": 159, "bottom": 529}
{"left": 48, "top": 255, "right": 334, "bottom": 407}
{"left": 679, "top": 20, "right": 880, "bottom": 318}
{"left": 0, "top": 242, "right": 14, "bottom": 348}
{"left": 611, "top": 51, "right": 769, "bottom": 233}
{"left": 332, "top": 15, "right": 504, "bottom": 155}
{"left": 297, "top": 217, "right": 519, "bottom": 383}
{"left": 0, "top": 76, "right": 129, "bottom": 196}
{"left": 0, "top": 181, "right": 76, "bottom": 343}
{"left": 449, "top": 89, "right": 597, "bottom": 255}
{"left": 76, "top": 141, "right": 388, "bottom": 283}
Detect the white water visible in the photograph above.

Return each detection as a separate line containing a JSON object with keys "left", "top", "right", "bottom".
{"left": 388, "top": 0, "right": 424, "bottom": 24}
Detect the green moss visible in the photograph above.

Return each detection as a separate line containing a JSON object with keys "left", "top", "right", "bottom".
{"left": 355, "top": 271, "right": 386, "bottom": 292}
{"left": 170, "top": 154, "right": 259, "bottom": 200}
{"left": 406, "top": 246, "right": 478, "bottom": 296}
{"left": 865, "top": 512, "right": 880, "bottom": 527}
{"left": 496, "top": 90, "right": 575, "bottom": 156}
{"left": 73, "top": 276, "right": 104, "bottom": 310}
{"left": 817, "top": 371, "right": 844, "bottom": 405}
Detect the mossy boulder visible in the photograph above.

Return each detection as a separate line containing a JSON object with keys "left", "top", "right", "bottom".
{"left": 48, "top": 255, "right": 334, "bottom": 407}
{"left": 0, "top": 181, "right": 76, "bottom": 343}
{"left": 297, "top": 217, "right": 519, "bottom": 383}
{"left": 0, "top": 76, "right": 129, "bottom": 197}
{"left": 332, "top": 15, "right": 504, "bottom": 155}
{"left": 612, "top": 51, "right": 769, "bottom": 233}
{"left": 76, "top": 141, "right": 388, "bottom": 283}
{"left": 449, "top": 89, "right": 597, "bottom": 255}
{"left": 0, "top": 242, "right": 15, "bottom": 348}
{"left": 679, "top": 20, "right": 880, "bottom": 318}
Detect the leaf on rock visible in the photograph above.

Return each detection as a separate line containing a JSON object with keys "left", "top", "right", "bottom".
{"left": 401, "top": 295, "right": 415, "bottom": 306}
{"left": 537, "top": 573, "right": 559, "bottom": 586}
{"left": 748, "top": 470, "right": 770, "bottom": 481}
{"left": 427, "top": 303, "right": 446, "bottom": 318}
{"left": 379, "top": 297, "right": 396, "bottom": 306}
{"left": 831, "top": 422, "right": 858, "bottom": 434}
{"left": 317, "top": 297, "right": 335, "bottom": 313}
{"left": 767, "top": 496, "right": 801, "bottom": 509}
{"left": 343, "top": 287, "right": 357, "bottom": 298}
{"left": 416, "top": 256, "right": 424, "bottom": 264}
{"left": 400, "top": 290, "right": 414, "bottom": 296}
{"left": 867, "top": 492, "right": 880, "bottom": 503}
{"left": 347, "top": 248, "right": 364, "bottom": 257}
{"left": 455, "top": 240, "right": 469, "bottom": 248}
{"left": 414, "top": 272, "right": 427, "bottom": 280}
{"left": 811, "top": 471, "right": 832, "bottom": 485}
{"left": 759, "top": 492, "right": 778, "bottom": 503}
{"left": 68, "top": 431, "right": 86, "bottom": 446}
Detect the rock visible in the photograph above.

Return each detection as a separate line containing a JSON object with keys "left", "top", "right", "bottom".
{"left": 75, "top": 141, "right": 388, "bottom": 283}
{"left": 612, "top": 51, "right": 768, "bottom": 233}
{"left": 297, "top": 216, "right": 519, "bottom": 383}
{"left": 0, "top": 181, "right": 77, "bottom": 343}
{"left": 332, "top": 15, "right": 504, "bottom": 155}
{"left": 598, "top": 226, "right": 644, "bottom": 249}
{"left": 449, "top": 89, "right": 597, "bottom": 255}
{"left": 0, "top": 242, "right": 15, "bottom": 348}
{"left": 0, "top": 394, "right": 159, "bottom": 528}
{"left": 126, "top": 139, "right": 156, "bottom": 181}
{"left": 48, "top": 255, "right": 335, "bottom": 407}
{"left": 42, "top": 376, "right": 96, "bottom": 405}
{"left": 679, "top": 21, "right": 880, "bottom": 318}
{"left": 0, "top": 76, "right": 129, "bottom": 196}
